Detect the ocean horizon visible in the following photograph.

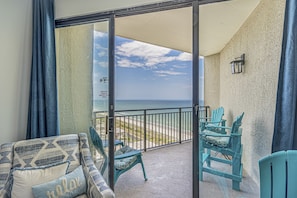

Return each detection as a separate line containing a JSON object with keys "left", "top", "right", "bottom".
{"left": 93, "top": 99, "right": 204, "bottom": 112}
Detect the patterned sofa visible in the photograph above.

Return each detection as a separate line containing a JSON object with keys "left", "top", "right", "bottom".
{"left": 0, "top": 133, "right": 115, "bottom": 198}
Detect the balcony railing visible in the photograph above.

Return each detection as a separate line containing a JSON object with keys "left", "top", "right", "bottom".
{"left": 93, "top": 106, "right": 210, "bottom": 151}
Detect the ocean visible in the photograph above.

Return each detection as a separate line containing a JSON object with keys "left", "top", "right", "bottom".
{"left": 93, "top": 99, "right": 193, "bottom": 112}
{"left": 93, "top": 100, "right": 195, "bottom": 141}
{"left": 93, "top": 100, "right": 199, "bottom": 145}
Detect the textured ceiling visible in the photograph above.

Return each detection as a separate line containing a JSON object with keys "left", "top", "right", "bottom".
{"left": 114, "top": 0, "right": 260, "bottom": 56}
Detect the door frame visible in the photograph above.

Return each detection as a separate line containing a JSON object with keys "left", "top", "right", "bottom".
{"left": 55, "top": 0, "right": 225, "bottom": 195}
{"left": 108, "top": 15, "right": 116, "bottom": 189}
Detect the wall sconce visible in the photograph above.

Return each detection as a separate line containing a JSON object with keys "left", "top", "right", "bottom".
{"left": 230, "top": 53, "right": 245, "bottom": 74}
{"left": 100, "top": 77, "right": 108, "bottom": 83}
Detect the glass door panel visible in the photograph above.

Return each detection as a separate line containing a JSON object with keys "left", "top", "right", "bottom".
{"left": 55, "top": 19, "right": 114, "bottom": 186}
{"left": 93, "top": 20, "right": 111, "bottom": 184}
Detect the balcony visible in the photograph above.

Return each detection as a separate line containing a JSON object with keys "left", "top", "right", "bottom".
{"left": 114, "top": 141, "right": 259, "bottom": 198}
{"left": 94, "top": 106, "right": 209, "bottom": 151}
{"left": 93, "top": 106, "right": 260, "bottom": 197}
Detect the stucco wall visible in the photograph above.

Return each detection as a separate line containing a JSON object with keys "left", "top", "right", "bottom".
{"left": 204, "top": 54, "right": 220, "bottom": 110}
{"left": 56, "top": 25, "right": 93, "bottom": 135}
{"left": 205, "top": 0, "right": 285, "bottom": 185}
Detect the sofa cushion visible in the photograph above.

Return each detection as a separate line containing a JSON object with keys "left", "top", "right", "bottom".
{"left": 32, "top": 165, "right": 86, "bottom": 198}
{"left": 114, "top": 146, "right": 137, "bottom": 170}
{"left": 202, "top": 130, "right": 230, "bottom": 147}
{"left": 11, "top": 161, "right": 69, "bottom": 198}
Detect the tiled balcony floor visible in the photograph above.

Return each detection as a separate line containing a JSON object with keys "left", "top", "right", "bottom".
{"left": 114, "top": 142, "right": 259, "bottom": 198}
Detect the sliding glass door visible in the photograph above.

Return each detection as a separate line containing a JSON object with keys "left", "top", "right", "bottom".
{"left": 55, "top": 17, "right": 116, "bottom": 188}
{"left": 55, "top": 1, "right": 233, "bottom": 197}
{"left": 91, "top": 18, "right": 116, "bottom": 188}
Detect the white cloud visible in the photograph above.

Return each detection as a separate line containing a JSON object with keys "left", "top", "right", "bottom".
{"left": 157, "top": 74, "right": 168, "bottom": 77}
{"left": 116, "top": 40, "right": 192, "bottom": 69}
{"left": 117, "top": 58, "right": 144, "bottom": 68}
{"left": 176, "top": 52, "right": 192, "bottom": 61}
{"left": 154, "top": 70, "right": 186, "bottom": 77}
{"left": 116, "top": 41, "right": 175, "bottom": 68}
{"left": 94, "top": 31, "right": 107, "bottom": 38}
{"left": 98, "top": 61, "right": 108, "bottom": 68}
{"left": 95, "top": 43, "right": 107, "bottom": 51}
{"left": 117, "top": 40, "right": 171, "bottom": 58}
{"left": 94, "top": 43, "right": 108, "bottom": 66}
{"left": 94, "top": 60, "right": 108, "bottom": 68}
{"left": 95, "top": 44, "right": 108, "bottom": 58}
{"left": 145, "top": 56, "right": 176, "bottom": 67}
{"left": 173, "top": 65, "right": 187, "bottom": 69}
{"left": 98, "top": 51, "right": 106, "bottom": 57}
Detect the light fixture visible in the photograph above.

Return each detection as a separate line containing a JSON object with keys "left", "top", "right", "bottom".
{"left": 230, "top": 54, "right": 245, "bottom": 74}
{"left": 100, "top": 77, "right": 108, "bottom": 83}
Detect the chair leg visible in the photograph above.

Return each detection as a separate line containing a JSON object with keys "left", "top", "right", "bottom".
{"left": 232, "top": 152, "right": 242, "bottom": 191}
{"left": 114, "top": 169, "right": 120, "bottom": 184}
{"left": 139, "top": 156, "right": 148, "bottom": 181}
{"left": 140, "top": 160, "right": 147, "bottom": 181}
{"left": 199, "top": 144, "right": 203, "bottom": 181}
{"left": 101, "top": 159, "right": 108, "bottom": 176}
{"left": 232, "top": 180, "right": 240, "bottom": 191}
{"left": 206, "top": 149, "right": 211, "bottom": 167}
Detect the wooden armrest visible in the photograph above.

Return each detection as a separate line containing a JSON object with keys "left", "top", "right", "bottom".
{"left": 200, "top": 131, "right": 227, "bottom": 137}
{"left": 115, "top": 150, "right": 142, "bottom": 160}
{"left": 207, "top": 125, "right": 232, "bottom": 130}
{"left": 102, "top": 139, "right": 124, "bottom": 147}
{"left": 230, "top": 133, "right": 242, "bottom": 136}
{"left": 200, "top": 133, "right": 230, "bottom": 138}
{"left": 200, "top": 116, "right": 211, "bottom": 119}
{"left": 205, "top": 121, "right": 223, "bottom": 124}
{"left": 199, "top": 117, "right": 211, "bottom": 121}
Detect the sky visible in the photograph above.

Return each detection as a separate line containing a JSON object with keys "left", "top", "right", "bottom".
{"left": 93, "top": 31, "right": 204, "bottom": 101}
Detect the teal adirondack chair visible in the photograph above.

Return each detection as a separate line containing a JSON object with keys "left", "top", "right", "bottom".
{"left": 102, "top": 139, "right": 124, "bottom": 148}
{"left": 259, "top": 150, "right": 297, "bottom": 198}
{"left": 200, "top": 106, "right": 226, "bottom": 134}
{"left": 89, "top": 127, "right": 147, "bottom": 184}
{"left": 199, "top": 112, "right": 244, "bottom": 191}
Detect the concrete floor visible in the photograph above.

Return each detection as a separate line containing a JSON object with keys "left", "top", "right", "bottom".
{"left": 114, "top": 142, "right": 259, "bottom": 198}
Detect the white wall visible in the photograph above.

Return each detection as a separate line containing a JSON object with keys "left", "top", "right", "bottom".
{"left": 0, "top": 0, "right": 32, "bottom": 144}
{"left": 55, "top": 0, "right": 169, "bottom": 19}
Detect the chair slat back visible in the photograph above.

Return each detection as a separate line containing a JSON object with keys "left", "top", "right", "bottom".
{"left": 259, "top": 150, "right": 297, "bottom": 198}
{"left": 230, "top": 112, "right": 244, "bottom": 134}
{"left": 210, "top": 107, "right": 224, "bottom": 125}
{"left": 90, "top": 127, "right": 107, "bottom": 159}
{"left": 90, "top": 127, "right": 108, "bottom": 175}
{"left": 228, "top": 112, "right": 244, "bottom": 148}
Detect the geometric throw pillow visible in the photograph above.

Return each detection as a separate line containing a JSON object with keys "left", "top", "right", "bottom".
{"left": 11, "top": 161, "right": 70, "bottom": 198}
{"left": 32, "top": 165, "right": 86, "bottom": 198}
